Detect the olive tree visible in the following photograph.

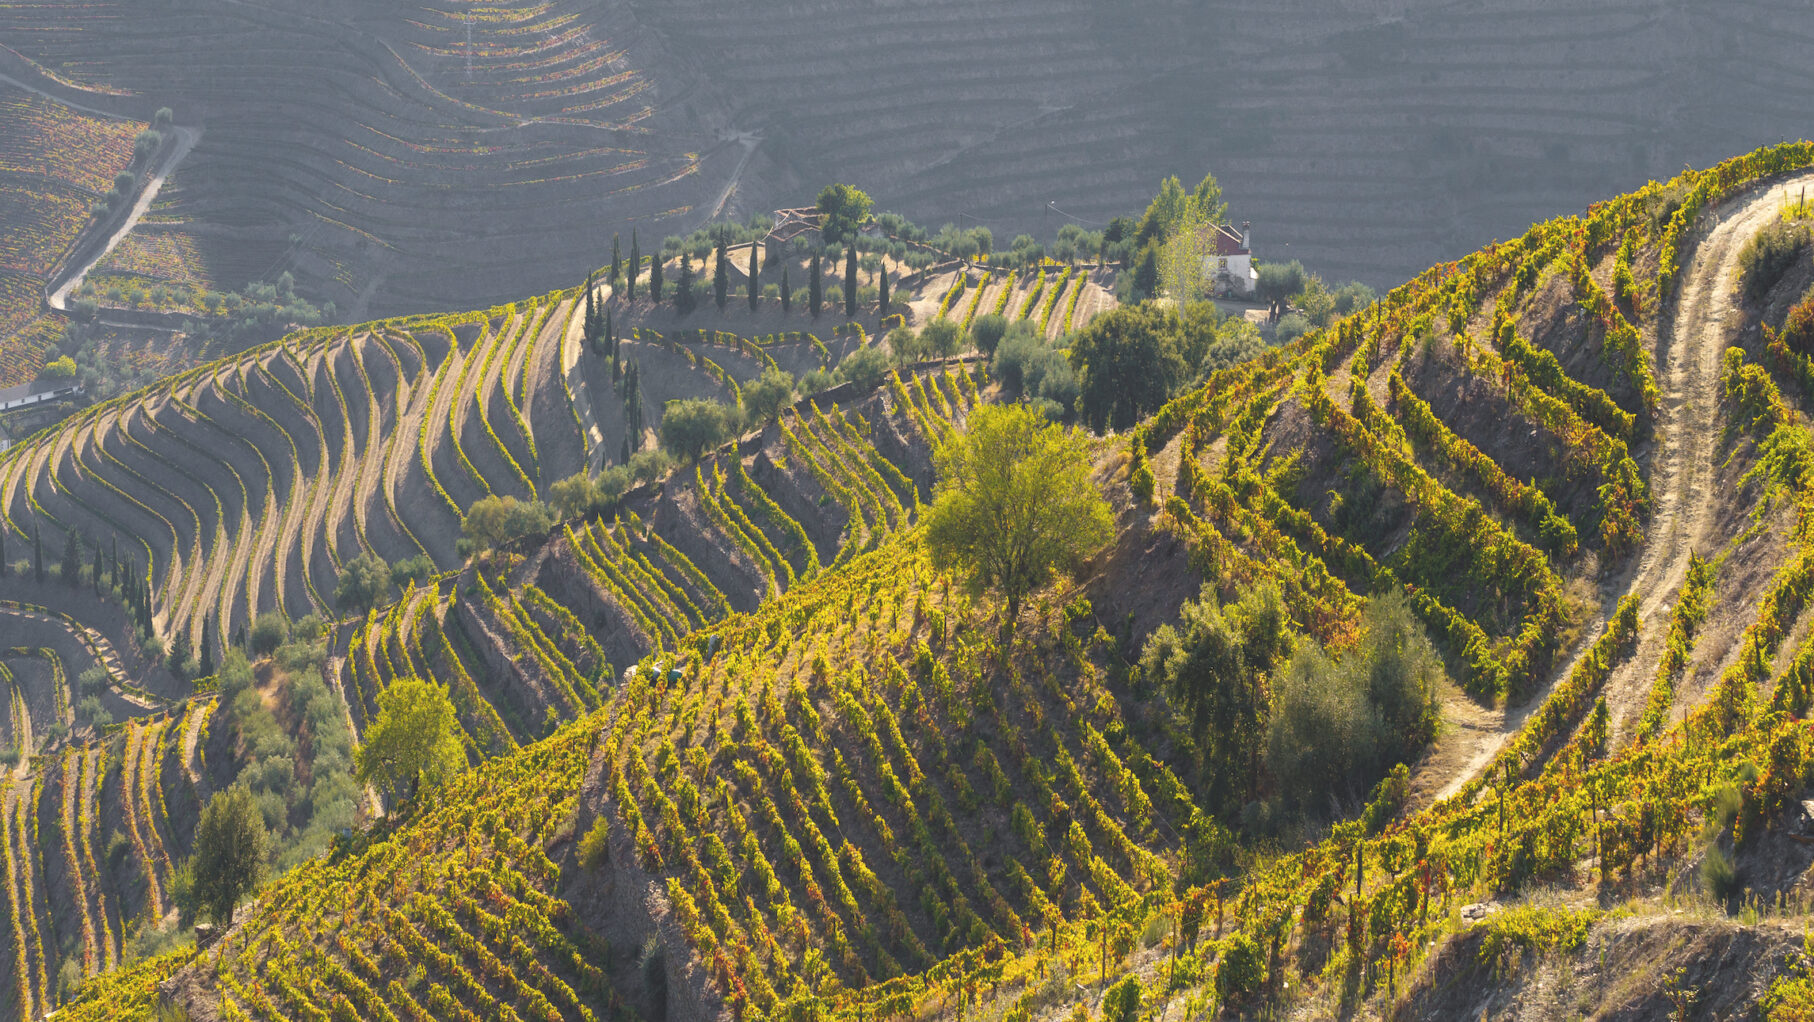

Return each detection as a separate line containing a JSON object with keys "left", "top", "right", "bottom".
{"left": 924, "top": 404, "right": 1112, "bottom": 624}
{"left": 190, "top": 786, "right": 269, "bottom": 926}
{"left": 355, "top": 678, "right": 466, "bottom": 806}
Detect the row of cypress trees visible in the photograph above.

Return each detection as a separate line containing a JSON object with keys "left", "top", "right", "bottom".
{"left": 3, "top": 520, "right": 219, "bottom": 677}
{"left": 595, "top": 232, "right": 893, "bottom": 320}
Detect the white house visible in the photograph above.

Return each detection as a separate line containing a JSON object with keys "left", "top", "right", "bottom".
{"left": 0, "top": 379, "right": 81, "bottom": 412}
{"left": 1200, "top": 221, "right": 1257, "bottom": 295}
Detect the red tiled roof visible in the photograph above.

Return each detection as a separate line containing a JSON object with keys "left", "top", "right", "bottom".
{"left": 1210, "top": 223, "right": 1248, "bottom": 256}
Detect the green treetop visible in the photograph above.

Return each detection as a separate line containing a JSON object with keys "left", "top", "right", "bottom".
{"left": 923, "top": 403, "right": 1112, "bottom": 623}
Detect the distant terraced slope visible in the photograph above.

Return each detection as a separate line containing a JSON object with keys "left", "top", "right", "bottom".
{"left": 0, "top": 85, "right": 139, "bottom": 385}
{"left": 8, "top": 0, "right": 1814, "bottom": 314}
{"left": 635, "top": 0, "right": 1814, "bottom": 288}
{"left": 0, "top": 0, "right": 733, "bottom": 319}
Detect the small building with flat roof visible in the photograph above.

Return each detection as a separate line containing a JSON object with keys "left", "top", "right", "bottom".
{"left": 0, "top": 379, "right": 82, "bottom": 412}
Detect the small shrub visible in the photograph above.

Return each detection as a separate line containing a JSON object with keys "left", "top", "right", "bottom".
{"left": 249, "top": 612, "right": 288, "bottom": 655}
{"left": 1217, "top": 931, "right": 1265, "bottom": 1001}
{"left": 1739, "top": 221, "right": 1808, "bottom": 302}
{"left": 1703, "top": 845, "right": 1741, "bottom": 905}
{"left": 1102, "top": 976, "right": 1139, "bottom": 1022}
{"left": 78, "top": 666, "right": 109, "bottom": 695}
{"left": 578, "top": 816, "right": 611, "bottom": 869}
{"left": 1274, "top": 311, "right": 1311, "bottom": 344}
{"left": 834, "top": 346, "right": 890, "bottom": 390}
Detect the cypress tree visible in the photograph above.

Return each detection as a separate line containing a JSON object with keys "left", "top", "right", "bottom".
{"left": 91, "top": 542, "right": 101, "bottom": 595}
{"left": 584, "top": 272, "right": 597, "bottom": 348}
{"left": 649, "top": 253, "right": 664, "bottom": 304}
{"left": 781, "top": 265, "right": 791, "bottom": 314}
{"left": 748, "top": 244, "right": 760, "bottom": 312}
{"left": 198, "top": 615, "right": 215, "bottom": 679}
{"left": 109, "top": 535, "right": 117, "bottom": 591}
{"left": 0, "top": 526, "right": 7, "bottom": 578}
{"left": 810, "top": 254, "right": 822, "bottom": 318}
{"left": 170, "top": 626, "right": 190, "bottom": 675}
{"left": 628, "top": 231, "right": 640, "bottom": 300}
{"left": 604, "top": 308, "right": 615, "bottom": 362}
{"left": 620, "top": 436, "right": 630, "bottom": 465}
{"left": 677, "top": 253, "right": 694, "bottom": 314}
{"left": 32, "top": 523, "right": 44, "bottom": 584}
{"left": 611, "top": 233, "right": 622, "bottom": 284}
{"left": 845, "top": 245, "right": 858, "bottom": 318}
{"left": 629, "top": 362, "right": 644, "bottom": 439}
{"left": 879, "top": 266, "right": 890, "bottom": 315}
{"left": 714, "top": 240, "right": 729, "bottom": 311}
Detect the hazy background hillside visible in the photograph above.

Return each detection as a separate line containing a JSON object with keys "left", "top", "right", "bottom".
{"left": 2, "top": 0, "right": 1806, "bottom": 316}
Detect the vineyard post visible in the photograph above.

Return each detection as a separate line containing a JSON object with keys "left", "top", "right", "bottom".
{"left": 1591, "top": 780, "right": 1602, "bottom": 880}
{"left": 1099, "top": 916, "right": 1107, "bottom": 987}
{"left": 1170, "top": 906, "right": 1179, "bottom": 990}
{"left": 1498, "top": 762, "right": 1510, "bottom": 838}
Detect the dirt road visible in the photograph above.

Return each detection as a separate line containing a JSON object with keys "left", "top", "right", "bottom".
{"left": 563, "top": 281, "right": 611, "bottom": 472}
{"left": 46, "top": 123, "right": 199, "bottom": 312}
{"left": 1429, "top": 171, "right": 1814, "bottom": 802}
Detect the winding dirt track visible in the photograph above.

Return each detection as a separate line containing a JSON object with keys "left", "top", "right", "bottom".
{"left": 1432, "top": 172, "right": 1814, "bottom": 801}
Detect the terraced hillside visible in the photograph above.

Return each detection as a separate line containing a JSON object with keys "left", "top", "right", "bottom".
{"left": 0, "top": 360, "right": 977, "bottom": 1021}
{"left": 33, "top": 144, "right": 1814, "bottom": 1021}
{"left": 7, "top": 0, "right": 1814, "bottom": 315}
{"left": 0, "top": 84, "right": 143, "bottom": 386}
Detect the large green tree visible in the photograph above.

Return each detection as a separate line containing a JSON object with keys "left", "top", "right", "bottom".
{"left": 334, "top": 553, "right": 391, "bottom": 614}
{"left": 1256, "top": 260, "right": 1308, "bottom": 310}
{"left": 815, "top": 183, "right": 873, "bottom": 246}
{"left": 190, "top": 785, "right": 269, "bottom": 926}
{"left": 1068, "top": 304, "right": 1189, "bottom": 432}
{"left": 355, "top": 678, "right": 466, "bottom": 805}
{"left": 461, "top": 496, "right": 555, "bottom": 553}
{"left": 1139, "top": 583, "right": 1289, "bottom": 811}
{"left": 659, "top": 398, "right": 742, "bottom": 461}
{"left": 1158, "top": 197, "right": 1212, "bottom": 305}
{"left": 1135, "top": 172, "right": 1226, "bottom": 248}
{"left": 923, "top": 404, "right": 1112, "bottom": 623}
{"left": 740, "top": 368, "right": 796, "bottom": 422}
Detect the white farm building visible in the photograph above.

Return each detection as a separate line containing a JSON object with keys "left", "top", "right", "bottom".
{"left": 1200, "top": 221, "right": 1257, "bottom": 295}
